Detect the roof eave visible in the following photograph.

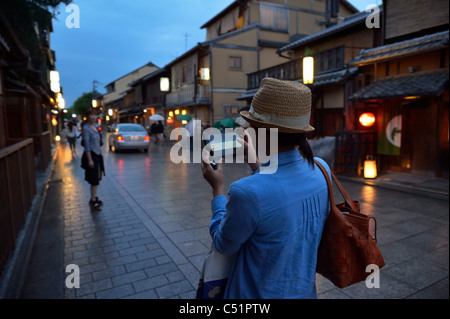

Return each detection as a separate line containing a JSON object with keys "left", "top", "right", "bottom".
{"left": 278, "top": 11, "right": 373, "bottom": 53}
{"left": 200, "top": 1, "right": 240, "bottom": 29}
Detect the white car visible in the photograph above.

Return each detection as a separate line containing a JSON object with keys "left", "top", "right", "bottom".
{"left": 109, "top": 123, "right": 150, "bottom": 152}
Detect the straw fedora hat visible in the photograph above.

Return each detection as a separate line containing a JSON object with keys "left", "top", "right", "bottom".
{"left": 240, "top": 78, "right": 314, "bottom": 133}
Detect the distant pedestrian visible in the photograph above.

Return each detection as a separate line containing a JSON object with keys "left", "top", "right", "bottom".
{"left": 63, "top": 121, "right": 78, "bottom": 157}
{"left": 154, "top": 120, "right": 165, "bottom": 144}
{"left": 201, "top": 78, "right": 331, "bottom": 298}
{"left": 150, "top": 122, "right": 157, "bottom": 137}
{"left": 81, "top": 108, "right": 105, "bottom": 211}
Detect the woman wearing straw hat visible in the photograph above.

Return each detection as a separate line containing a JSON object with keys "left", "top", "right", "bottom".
{"left": 201, "top": 78, "right": 331, "bottom": 298}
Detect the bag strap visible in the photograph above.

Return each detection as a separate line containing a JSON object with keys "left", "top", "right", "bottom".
{"left": 330, "top": 170, "right": 357, "bottom": 211}
{"left": 314, "top": 160, "right": 358, "bottom": 212}
{"left": 314, "top": 160, "right": 336, "bottom": 207}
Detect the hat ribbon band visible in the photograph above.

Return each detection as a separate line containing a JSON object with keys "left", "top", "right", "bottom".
{"left": 249, "top": 106, "right": 310, "bottom": 129}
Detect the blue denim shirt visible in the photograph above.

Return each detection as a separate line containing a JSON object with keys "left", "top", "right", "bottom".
{"left": 82, "top": 124, "right": 101, "bottom": 155}
{"left": 210, "top": 150, "right": 331, "bottom": 299}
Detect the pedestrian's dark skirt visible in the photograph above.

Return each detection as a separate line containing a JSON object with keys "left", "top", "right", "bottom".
{"left": 67, "top": 136, "right": 76, "bottom": 146}
{"left": 81, "top": 151, "right": 105, "bottom": 186}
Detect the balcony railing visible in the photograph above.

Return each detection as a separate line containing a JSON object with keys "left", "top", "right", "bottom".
{"left": 0, "top": 138, "right": 37, "bottom": 276}
{"left": 166, "top": 84, "right": 210, "bottom": 106}
{"left": 144, "top": 95, "right": 164, "bottom": 107}
{"left": 248, "top": 59, "right": 301, "bottom": 89}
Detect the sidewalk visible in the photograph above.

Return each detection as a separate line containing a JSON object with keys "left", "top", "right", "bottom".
{"left": 339, "top": 171, "right": 449, "bottom": 201}
{"left": 21, "top": 144, "right": 198, "bottom": 299}
{"left": 18, "top": 142, "right": 449, "bottom": 299}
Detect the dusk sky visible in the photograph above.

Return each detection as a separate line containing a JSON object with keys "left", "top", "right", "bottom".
{"left": 50, "top": 0, "right": 382, "bottom": 110}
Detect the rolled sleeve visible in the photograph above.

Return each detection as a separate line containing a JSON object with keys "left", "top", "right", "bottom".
{"left": 210, "top": 186, "right": 259, "bottom": 255}
{"left": 210, "top": 195, "right": 227, "bottom": 237}
{"left": 82, "top": 126, "right": 91, "bottom": 152}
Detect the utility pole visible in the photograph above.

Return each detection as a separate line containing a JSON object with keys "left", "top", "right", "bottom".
{"left": 92, "top": 80, "right": 102, "bottom": 128}
{"left": 92, "top": 80, "right": 99, "bottom": 100}
{"left": 91, "top": 79, "right": 100, "bottom": 109}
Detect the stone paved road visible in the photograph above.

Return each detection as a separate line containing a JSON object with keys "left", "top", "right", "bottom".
{"left": 20, "top": 139, "right": 449, "bottom": 299}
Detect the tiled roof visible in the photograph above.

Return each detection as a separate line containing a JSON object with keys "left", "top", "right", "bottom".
{"left": 313, "top": 67, "right": 358, "bottom": 87}
{"left": 236, "top": 88, "right": 258, "bottom": 101}
{"left": 349, "top": 70, "right": 449, "bottom": 100}
{"left": 129, "top": 68, "right": 168, "bottom": 87}
{"left": 350, "top": 30, "right": 449, "bottom": 65}
{"left": 236, "top": 67, "right": 358, "bottom": 100}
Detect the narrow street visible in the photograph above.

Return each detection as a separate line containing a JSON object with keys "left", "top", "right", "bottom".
{"left": 20, "top": 138, "right": 449, "bottom": 299}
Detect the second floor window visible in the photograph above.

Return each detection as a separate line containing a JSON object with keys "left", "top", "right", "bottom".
{"left": 229, "top": 56, "right": 242, "bottom": 70}
{"left": 260, "top": 4, "right": 288, "bottom": 32}
{"left": 223, "top": 104, "right": 240, "bottom": 119}
{"left": 106, "top": 83, "right": 115, "bottom": 93}
{"left": 317, "top": 46, "right": 345, "bottom": 73}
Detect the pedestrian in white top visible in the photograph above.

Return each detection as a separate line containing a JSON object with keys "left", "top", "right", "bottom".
{"left": 63, "top": 121, "right": 79, "bottom": 157}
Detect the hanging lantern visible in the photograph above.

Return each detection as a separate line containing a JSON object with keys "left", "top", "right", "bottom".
{"left": 364, "top": 155, "right": 377, "bottom": 179}
{"left": 160, "top": 77, "right": 170, "bottom": 92}
{"left": 50, "top": 70, "right": 60, "bottom": 93}
{"left": 200, "top": 68, "right": 210, "bottom": 80}
{"left": 167, "top": 117, "right": 174, "bottom": 125}
{"left": 359, "top": 112, "right": 376, "bottom": 127}
{"left": 303, "top": 56, "right": 314, "bottom": 85}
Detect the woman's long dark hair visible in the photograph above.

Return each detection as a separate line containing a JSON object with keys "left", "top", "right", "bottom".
{"left": 278, "top": 132, "right": 315, "bottom": 168}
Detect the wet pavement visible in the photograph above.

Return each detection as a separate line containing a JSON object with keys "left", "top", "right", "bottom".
{"left": 18, "top": 138, "right": 449, "bottom": 299}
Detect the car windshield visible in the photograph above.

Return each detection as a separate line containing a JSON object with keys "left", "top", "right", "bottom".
{"left": 118, "top": 125, "right": 146, "bottom": 133}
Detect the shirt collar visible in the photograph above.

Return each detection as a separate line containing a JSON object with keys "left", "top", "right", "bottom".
{"left": 261, "top": 149, "right": 302, "bottom": 167}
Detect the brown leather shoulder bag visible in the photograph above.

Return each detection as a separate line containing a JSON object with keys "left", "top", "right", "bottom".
{"left": 315, "top": 160, "right": 385, "bottom": 288}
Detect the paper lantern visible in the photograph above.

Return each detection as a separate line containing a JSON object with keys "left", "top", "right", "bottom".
{"left": 160, "top": 77, "right": 170, "bottom": 92}
{"left": 364, "top": 156, "right": 377, "bottom": 179}
{"left": 359, "top": 112, "right": 376, "bottom": 127}
{"left": 303, "top": 57, "right": 314, "bottom": 85}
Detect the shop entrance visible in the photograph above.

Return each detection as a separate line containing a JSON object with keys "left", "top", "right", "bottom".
{"left": 380, "top": 98, "right": 444, "bottom": 175}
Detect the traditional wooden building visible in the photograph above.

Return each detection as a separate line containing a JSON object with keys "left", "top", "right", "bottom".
{"left": 164, "top": 44, "right": 211, "bottom": 131}
{"left": 163, "top": 0, "right": 357, "bottom": 128}
{"left": 203, "top": 0, "right": 357, "bottom": 122}
{"left": 348, "top": 0, "right": 449, "bottom": 177}
{"left": 129, "top": 68, "right": 171, "bottom": 129}
{"left": 238, "top": 0, "right": 448, "bottom": 178}
{"left": 250, "top": 9, "right": 383, "bottom": 138}
{"left": 0, "top": 6, "right": 57, "bottom": 279}
{"left": 103, "top": 61, "right": 159, "bottom": 123}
